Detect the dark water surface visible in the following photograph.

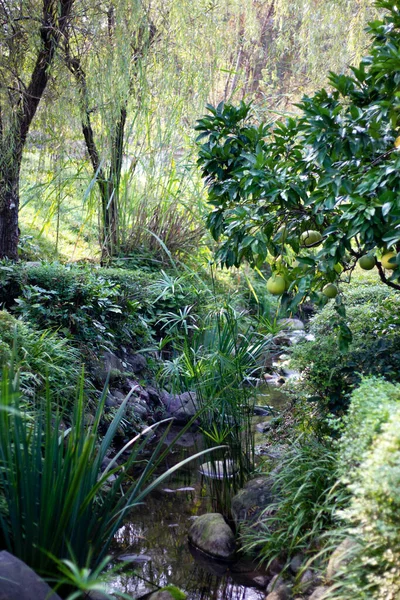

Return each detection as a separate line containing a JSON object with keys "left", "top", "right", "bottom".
{"left": 110, "top": 385, "right": 289, "bottom": 599}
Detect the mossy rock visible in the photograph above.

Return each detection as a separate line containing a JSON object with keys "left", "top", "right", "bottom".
{"left": 188, "top": 513, "right": 236, "bottom": 560}
{"left": 148, "top": 586, "right": 186, "bottom": 600}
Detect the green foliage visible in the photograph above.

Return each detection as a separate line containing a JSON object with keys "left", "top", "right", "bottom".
{"left": 329, "top": 398, "right": 400, "bottom": 599}
{"left": 196, "top": 1, "right": 400, "bottom": 309}
{"left": 243, "top": 437, "right": 340, "bottom": 567}
{"left": 52, "top": 556, "right": 132, "bottom": 600}
{"left": 289, "top": 283, "right": 400, "bottom": 411}
{"left": 337, "top": 377, "right": 400, "bottom": 480}
{"left": 0, "top": 262, "right": 152, "bottom": 352}
{"left": 160, "top": 302, "right": 273, "bottom": 507}
{"left": 0, "top": 368, "right": 218, "bottom": 581}
{"left": 0, "top": 310, "right": 80, "bottom": 404}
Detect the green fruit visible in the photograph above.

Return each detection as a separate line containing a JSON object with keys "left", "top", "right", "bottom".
{"left": 300, "top": 230, "right": 322, "bottom": 247}
{"left": 358, "top": 254, "right": 376, "bottom": 270}
{"left": 381, "top": 252, "right": 397, "bottom": 270}
{"left": 267, "top": 275, "right": 286, "bottom": 295}
{"left": 322, "top": 283, "right": 338, "bottom": 298}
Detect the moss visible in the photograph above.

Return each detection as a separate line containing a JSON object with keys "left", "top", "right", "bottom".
{"left": 159, "top": 586, "right": 187, "bottom": 600}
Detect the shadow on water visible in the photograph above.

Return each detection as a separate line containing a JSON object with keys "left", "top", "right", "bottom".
{"left": 110, "top": 386, "right": 291, "bottom": 599}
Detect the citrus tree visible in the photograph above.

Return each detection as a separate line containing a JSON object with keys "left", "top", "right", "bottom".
{"left": 196, "top": 0, "right": 400, "bottom": 318}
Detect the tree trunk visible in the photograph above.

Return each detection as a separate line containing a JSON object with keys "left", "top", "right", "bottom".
{"left": 0, "top": 0, "right": 74, "bottom": 260}
{"left": 0, "top": 170, "right": 20, "bottom": 261}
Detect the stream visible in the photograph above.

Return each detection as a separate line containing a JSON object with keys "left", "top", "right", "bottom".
{"left": 109, "top": 384, "right": 290, "bottom": 600}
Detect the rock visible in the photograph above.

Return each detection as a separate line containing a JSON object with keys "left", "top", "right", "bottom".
{"left": 160, "top": 391, "right": 198, "bottom": 424}
{"left": 105, "top": 394, "right": 118, "bottom": 408}
{"left": 264, "top": 444, "right": 288, "bottom": 460}
{"left": 278, "top": 318, "right": 305, "bottom": 331}
{"left": 146, "top": 386, "right": 162, "bottom": 404}
{"left": 130, "top": 400, "right": 149, "bottom": 418}
{"left": 147, "top": 592, "right": 178, "bottom": 600}
{"left": 0, "top": 551, "right": 62, "bottom": 600}
{"left": 273, "top": 334, "right": 292, "bottom": 347}
{"left": 199, "top": 460, "right": 237, "bottom": 480}
{"left": 256, "top": 420, "right": 272, "bottom": 433}
{"left": 103, "top": 351, "right": 126, "bottom": 374}
{"left": 254, "top": 405, "right": 272, "bottom": 416}
{"left": 299, "top": 568, "right": 314, "bottom": 591}
{"left": 111, "top": 390, "right": 126, "bottom": 403}
{"left": 265, "top": 589, "right": 289, "bottom": 600}
{"left": 138, "top": 388, "right": 150, "bottom": 403}
{"left": 289, "top": 552, "right": 304, "bottom": 574}
{"left": 126, "top": 353, "right": 147, "bottom": 374}
{"left": 188, "top": 513, "right": 236, "bottom": 560}
{"left": 309, "top": 587, "right": 330, "bottom": 600}
{"left": 266, "top": 574, "right": 290, "bottom": 597}
{"left": 326, "top": 537, "right": 358, "bottom": 582}
{"left": 299, "top": 569, "right": 323, "bottom": 593}
{"left": 231, "top": 476, "right": 275, "bottom": 527}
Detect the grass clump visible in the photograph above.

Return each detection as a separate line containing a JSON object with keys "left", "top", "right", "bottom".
{"left": 243, "top": 436, "right": 340, "bottom": 567}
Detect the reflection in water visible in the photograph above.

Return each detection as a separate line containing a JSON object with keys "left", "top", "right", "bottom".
{"left": 109, "top": 388, "right": 290, "bottom": 600}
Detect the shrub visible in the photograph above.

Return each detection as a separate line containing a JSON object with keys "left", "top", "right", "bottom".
{"left": 0, "top": 262, "right": 154, "bottom": 353}
{"left": 0, "top": 310, "right": 80, "bottom": 404}
{"left": 289, "top": 284, "right": 400, "bottom": 412}
{"left": 337, "top": 377, "right": 400, "bottom": 481}
{"left": 330, "top": 405, "right": 400, "bottom": 599}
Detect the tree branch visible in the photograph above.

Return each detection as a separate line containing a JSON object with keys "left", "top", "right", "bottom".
{"left": 18, "top": 0, "right": 74, "bottom": 149}
{"left": 376, "top": 261, "right": 400, "bottom": 291}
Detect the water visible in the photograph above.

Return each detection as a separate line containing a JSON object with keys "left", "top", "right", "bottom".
{"left": 109, "top": 385, "right": 290, "bottom": 599}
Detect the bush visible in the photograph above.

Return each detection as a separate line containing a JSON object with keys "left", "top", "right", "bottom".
{"left": 289, "top": 283, "right": 400, "bottom": 411}
{"left": 0, "top": 310, "right": 81, "bottom": 404}
{"left": 330, "top": 405, "right": 400, "bottom": 599}
{"left": 337, "top": 377, "right": 400, "bottom": 481}
{"left": 0, "top": 262, "right": 156, "bottom": 352}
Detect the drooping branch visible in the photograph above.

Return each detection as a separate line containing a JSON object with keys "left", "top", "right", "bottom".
{"left": 65, "top": 10, "right": 157, "bottom": 258}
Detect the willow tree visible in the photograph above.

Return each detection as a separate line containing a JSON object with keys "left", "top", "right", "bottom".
{"left": 0, "top": 0, "right": 74, "bottom": 260}
{"left": 63, "top": 0, "right": 155, "bottom": 258}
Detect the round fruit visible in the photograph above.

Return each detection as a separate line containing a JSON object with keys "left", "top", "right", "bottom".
{"left": 358, "top": 254, "right": 376, "bottom": 270}
{"left": 267, "top": 275, "right": 286, "bottom": 295}
{"left": 322, "top": 283, "right": 338, "bottom": 298}
{"left": 381, "top": 252, "right": 397, "bottom": 270}
{"left": 300, "top": 230, "right": 322, "bottom": 247}
{"left": 395, "top": 136, "right": 400, "bottom": 148}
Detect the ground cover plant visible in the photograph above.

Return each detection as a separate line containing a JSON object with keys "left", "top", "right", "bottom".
{"left": 0, "top": 310, "right": 80, "bottom": 406}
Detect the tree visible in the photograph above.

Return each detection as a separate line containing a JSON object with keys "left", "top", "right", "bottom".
{"left": 196, "top": 0, "right": 400, "bottom": 313}
{"left": 64, "top": 1, "right": 156, "bottom": 259}
{"left": 0, "top": 0, "right": 74, "bottom": 260}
